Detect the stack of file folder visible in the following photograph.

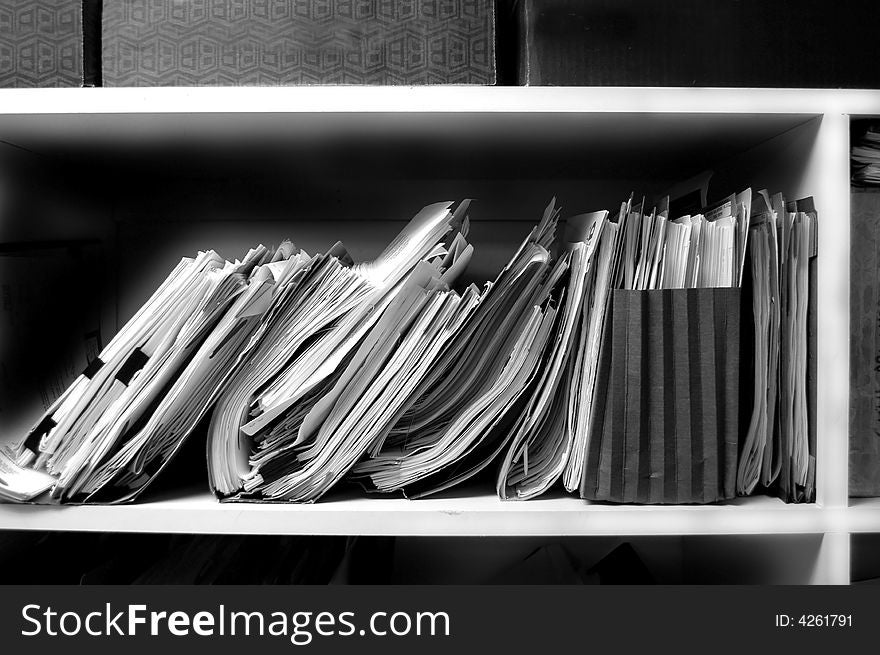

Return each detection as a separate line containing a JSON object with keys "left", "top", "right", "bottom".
{"left": 737, "top": 193, "right": 818, "bottom": 503}
{"left": 570, "top": 191, "right": 750, "bottom": 504}
{"left": 0, "top": 188, "right": 818, "bottom": 506}
{"left": 853, "top": 123, "right": 880, "bottom": 186}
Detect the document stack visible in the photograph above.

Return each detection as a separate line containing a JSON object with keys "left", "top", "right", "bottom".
{"left": 0, "top": 189, "right": 818, "bottom": 506}
{"left": 737, "top": 193, "right": 818, "bottom": 503}
{"left": 353, "top": 201, "right": 560, "bottom": 499}
{"left": 3, "top": 203, "right": 468, "bottom": 503}
{"left": 571, "top": 191, "right": 750, "bottom": 504}
{"left": 5, "top": 246, "right": 286, "bottom": 502}
{"left": 852, "top": 124, "right": 880, "bottom": 186}
{"left": 207, "top": 202, "right": 474, "bottom": 502}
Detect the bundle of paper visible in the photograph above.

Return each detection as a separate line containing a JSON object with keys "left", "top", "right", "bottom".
{"left": 252, "top": 277, "right": 478, "bottom": 502}
{"left": 738, "top": 193, "right": 782, "bottom": 495}
{"left": 563, "top": 216, "right": 620, "bottom": 492}
{"left": 0, "top": 449, "right": 56, "bottom": 502}
{"left": 350, "top": 203, "right": 559, "bottom": 498}
{"left": 206, "top": 244, "right": 374, "bottom": 497}
{"left": 616, "top": 190, "right": 751, "bottom": 292}
{"left": 576, "top": 189, "right": 752, "bottom": 504}
{"left": 736, "top": 192, "right": 817, "bottom": 502}
{"left": 207, "top": 202, "right": 471, "bottom": 500}
{"left": 76, "top": 243, "right": 311, "bottom": 502}
{"left": 8, "top": 245, "right": 283, "bottom": 502}
{"left": 777, "top": 197, "right": 818, "bottom": 503}
{"left": 0, "top": 188, "right": 817, "bottom": 507}
{"left": 852, "top": 125, "right": 880, "bottom": 186}
{"left": 496, "top": 211, "right": 608, "bottom": 500}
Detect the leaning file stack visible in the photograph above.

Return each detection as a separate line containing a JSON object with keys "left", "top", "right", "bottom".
{"left": 0, "top": 184, "right": 818, "bottom": 506}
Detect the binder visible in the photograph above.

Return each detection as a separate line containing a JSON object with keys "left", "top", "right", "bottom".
{"left": 582, "top": 287, "right": 741, "bottom": 504}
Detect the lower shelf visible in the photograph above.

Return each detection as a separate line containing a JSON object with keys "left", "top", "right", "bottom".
{"left": 0, "top": 488, "right": 829, "bottom": 536}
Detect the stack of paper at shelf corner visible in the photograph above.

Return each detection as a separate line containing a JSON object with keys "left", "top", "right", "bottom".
{"left": 3, "top": 202, "right": 472, "bottom": 505}
{"left": 0, "top": 447, "right": 55, "bottom": 502}
{"left": 9, "top": 245, "right": 290, "bottom": 503}
{"left": 852, "top": 124, "right": 880, "bottom": 186}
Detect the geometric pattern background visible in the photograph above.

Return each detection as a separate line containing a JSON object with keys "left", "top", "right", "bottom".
{"left": 103, "top": 0, "right": 496, "bottom": 86}
{"left": 0, "top": 0, "right": 82, "bottom": 87}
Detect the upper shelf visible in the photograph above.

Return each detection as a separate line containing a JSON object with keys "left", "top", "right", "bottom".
{"left": 0, "top": 490, "right": 833, "bottom": 537}
{"left": 0, "top": 86, "right": 880, "bottom": 115}
{"left": 0, "top": 87, "right": 848, "bottom": 195}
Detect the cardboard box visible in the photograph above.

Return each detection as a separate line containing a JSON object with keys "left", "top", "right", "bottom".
{"left": 102, "top": 0, "right": 496, "bottom": 86}
{"left": 0, "top": 0, "right": 82, "bottom": 87}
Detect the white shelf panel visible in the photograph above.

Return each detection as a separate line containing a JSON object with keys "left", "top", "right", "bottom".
{"left": 0, "top": 490, "right": 828, "bottom": 537}
{"left": 0, "top": 86, "right": 878, "bottom": 116}
{"left": 847, "top": 499, "right": 880, "bottom": 533}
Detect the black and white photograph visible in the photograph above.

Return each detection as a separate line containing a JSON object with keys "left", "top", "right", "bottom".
{"left": 0, "top": 0, "right": 878, "bottom": 651}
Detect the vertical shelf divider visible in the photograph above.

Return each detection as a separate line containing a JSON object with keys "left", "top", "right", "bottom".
{"left": 811, "top": 532, "right": 851, "bottom": 584}
{"left": 813, "top": 111, "right": 852, "bottom": 511}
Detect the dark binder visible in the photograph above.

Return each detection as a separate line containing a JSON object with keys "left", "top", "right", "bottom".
{"left": 849, "top": 191, "right": 880, "bottom": 496}
{"left": 515, "top": 0, "right": 880, "bottom": 88}
{"left": 583, "top": 287, "right": 741, "bottom": 504}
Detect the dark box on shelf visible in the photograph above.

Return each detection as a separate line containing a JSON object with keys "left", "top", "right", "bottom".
{"left": 850, "top": 191, "right": 880, "bottom": 497}
{"left": 101, "top": 0, "right": 496, "bottom": 86}
{"left": 582, "top": 287, "right": 741, "bottom": 505}
{"left": 514, "top": 0, "right": 880, "bottom": 87}
{"left": 0, "top": 0, "right": 82, "bottom": 87}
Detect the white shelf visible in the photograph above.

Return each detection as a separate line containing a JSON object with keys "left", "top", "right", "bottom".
{"left": 846, "top": 499, "right": 880, "bottom": 533}
{"left": 0, "top": 490, "right": 832, "bottom": 537}
{"left": 0, "top": 85, "right": 878, "bottom": 115}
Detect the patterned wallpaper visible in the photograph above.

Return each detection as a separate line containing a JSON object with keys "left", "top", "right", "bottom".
{"left": 0, "top": 0, "right": 82, "bottom": 87}
{"left": 102, "top": 0, "right": 495, "bottom": 85}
